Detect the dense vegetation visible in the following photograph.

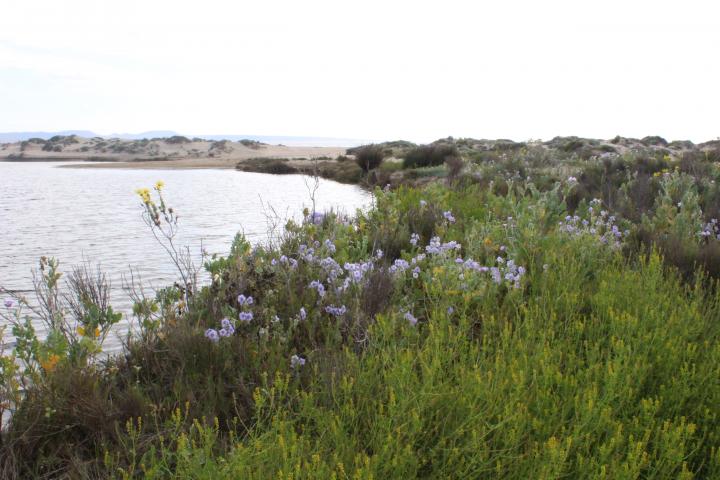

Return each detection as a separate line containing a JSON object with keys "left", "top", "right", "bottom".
{"left": 2, "top": 145, "right": 720, "bottom": 478}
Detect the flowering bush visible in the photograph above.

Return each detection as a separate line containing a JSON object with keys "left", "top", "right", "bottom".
{"left": 5, "top": 173, "right": 720, "bottom": 478}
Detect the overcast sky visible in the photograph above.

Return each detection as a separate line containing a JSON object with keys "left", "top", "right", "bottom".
{"left": 1, "top": 0, "right": 718, "bottom": 143}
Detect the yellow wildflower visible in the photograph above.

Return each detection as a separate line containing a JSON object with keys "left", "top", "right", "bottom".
{"left": 484, "top": 237, "right": 493, "bottom": 247}
{"left": 134, "top": 187, "right": 153, "bottom": 204}
{"left": 94, "top": 327, "right": 101, "bottom": 338}
{"left": 155, "top": 180, "right": 165, "bottom": 190}
{"left": 40, "top": 353, "right": 60, "bottom": 372}
{"left": 77, "top": 326, "right": 85, "bottom": 336}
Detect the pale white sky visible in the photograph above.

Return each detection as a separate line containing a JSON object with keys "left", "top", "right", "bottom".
{"left": 1, "top": 0, "right": 718, "bottom": 142}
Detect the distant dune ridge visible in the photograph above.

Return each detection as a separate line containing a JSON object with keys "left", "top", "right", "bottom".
{"left": 0, "top": 134, "right": 356, "bottom": 169}
{"left": 0, "top": 131, "right": 369, "bottom": 146}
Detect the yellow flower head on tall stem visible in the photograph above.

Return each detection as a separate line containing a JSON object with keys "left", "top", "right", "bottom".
{"left": 135, "top": 188, "right": 152, "bottom": 204}
{"left": 155, "top": 180, "right": 165, "bottom": 191}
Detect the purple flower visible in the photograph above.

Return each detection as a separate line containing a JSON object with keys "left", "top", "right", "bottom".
{"left": 4, "top": 299, "right": 13, "bottom": 308}
{"left": 299, "top": 307, "right": 307, "bottom": 320}
{"left": 325, "top": 305, "right": 347, "bottom": 317}
{"left": 309, "top": 280, "right": 326, "bottom": 298}
{"left": 237, "top": 294, "right": 254, "bottom": 306}
{"left": 205, "top": 328, "right": 220, "bottom": 342}
{"left": 443, "top": 211, "right": 456, "bottom": 223}
{"left": 310, "top": 211, "right": 325, "bottom": 225}
{"left": 404, "top": 311, "right": 418, "bottom": 326}
{"left": 389, "top": 258, "right": 410, "bottom": 275}
{"left": 447, "top": 306, "right": 454, "bottom": 315}
{"left": 290, "top": 354, "right": 306, "bottom": 368}
{"left": 412, "top": 266, "right": 421, "bottom": 279}
{"left": 410, "top": 233, "right": 420, "bottom": 246}
{"left": 239, "top": 311, "right": 253, "bottom": 323}
{"left": 324, "top": 239, "right": 336, "bottom": 253}
{"left": 490, "top": 267, "right": 502, "bottom": 284}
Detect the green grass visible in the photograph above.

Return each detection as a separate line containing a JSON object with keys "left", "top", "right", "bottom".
{"left": 3, "top": 175, "right": 720, "bottom": 478}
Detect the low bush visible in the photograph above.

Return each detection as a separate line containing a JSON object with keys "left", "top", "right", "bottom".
{"left": 165, "top": 136, "right": 191, "bottom": 144}
{"left": 353, "top": 144, "right": 387, "bottom": 172}
{"left": 403, "top": 144, "right": 459, "bottom": 169}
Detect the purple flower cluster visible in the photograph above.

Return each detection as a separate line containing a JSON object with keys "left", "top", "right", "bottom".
{"left": 557, "top": 208, "right": 628, "bottom": 248}
{"left": 309, "top": 280, "right": 326, "bottom": 298}
{"left": 699, "top": 219, "right": 720, "bottom": 240}
{"left": 237, "top": 294, "right": 254, "bottom": 306}
{"left": 404, "top": 311, "right": 418, "bottom": 326}
{"left": 205, "top": 317, "right": 236, "bottom": 342}
{"left": 309, "top": 211, "right": 325, "bottom": 225}
{"left": 298, "top": 244, "right": 317, "bottom": 262}
{"left": 344, "top": 261, "right": 374, "bottom": 285}
{"left": 271, "top": 255, "right": 299, "bottom": 269}
{"left": 237, "top": 294, "right": 254, "bottom": 323}
{"left": 425, "top": 236, "right": 462, "bottom": 255}
{"left": 325, "top": 304, "right": 347, "bottom": 316}
{"left": 220, "top": 318, "right": 235, "bottom": 336}
{"left": 4, "top": 299, "right": 13, "bottom": 308}
{"left": 410, "top": 233, "right": 420, "bottom": 246}
{"left": 205, "top": 328, "right": 220, "bottom": 342}
{"left": 389, "top": 258, "right": 411, "bottom": 274}
{"left": 290, "top": 354, "right": 306, "bottom": 368}
{"left": 443, "top": 210, "right": 456, "bottom": 223}
{"left": 324, "top": 239, "right": 337, "bottom": 253}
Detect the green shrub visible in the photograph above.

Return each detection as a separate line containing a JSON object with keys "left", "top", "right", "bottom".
{"left": 402, "top": 144, "right": 458, "bottom": 169}
{"left": 165, "top": 136, "right": 191, "bottom": 144}
{"left": 353, "top": 144, "right": 387, "bottom": 172}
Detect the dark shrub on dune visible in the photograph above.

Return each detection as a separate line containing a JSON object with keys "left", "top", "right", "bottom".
{"left": 402, "top": 144, "right": 459, "bottom": 169}
{"left": 353, "top": 144, "right": 387, "bottom": 172}
{"left": 165, "top": 136, "right": 191, "bottom": 144}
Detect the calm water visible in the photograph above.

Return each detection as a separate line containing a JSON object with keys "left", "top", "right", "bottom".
{"left": 0, "top": 162, "right": 371, "bottom": 351}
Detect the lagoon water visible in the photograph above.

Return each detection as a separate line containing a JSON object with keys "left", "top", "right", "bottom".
{"left": 0, "top": 162, "right": 372, "bottom": 351}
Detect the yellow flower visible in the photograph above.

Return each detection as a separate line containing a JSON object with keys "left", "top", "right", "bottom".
{"left": 135, "top": 188, "right": 152, "bottom": 204}
{"left": 483, "top": 237, "right": 493, "bottom": 247}
{"left": 40, "top": 353, "right": 60, "bottom": 372}
{"left": 94, "top": 327, "right": 101, "bottom": 338}
{"left": 155, "top": 180, "right": 165, "bottom": 190}
{"left": 77, "top": 326, "right": 85, "bottom": 336}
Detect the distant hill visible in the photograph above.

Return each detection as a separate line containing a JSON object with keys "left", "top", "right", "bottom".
{"left": 0, "top": 131, "right": 369, "bottom": 147}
